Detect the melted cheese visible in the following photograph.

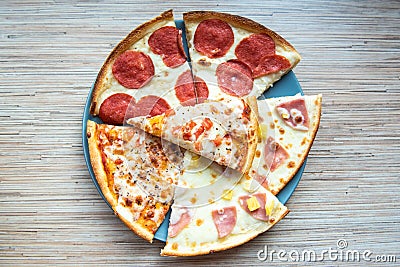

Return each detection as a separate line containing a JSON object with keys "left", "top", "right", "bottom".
{"left": 175, "top": 151, "right": 242, "bottom": 208}
{"left": 97, "top": 124, "right": 180, "bottom": 227}
{"left": 163, "top": 171, "right": 288, "bottom": 255}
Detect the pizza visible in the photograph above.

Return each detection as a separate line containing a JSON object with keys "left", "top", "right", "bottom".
{"left": 127, "top": 96, "right": 259, "bottom": 174}
{"left": 86, "top": 120, "right": 181, "bottom": 242}
{"left": 161, "top": 155, "right": 289, "bottom": 256}
{"left": 85, "top": 9, "right": 322, "bottom": 256}
{"left": 183, "top": 11, "right": 301, "bottom": 100}
{"left": 90, "top": 10, "right": 200, "bottom": 125}
{"left": 247, "top": 94, "right": 322, "bottom": 194}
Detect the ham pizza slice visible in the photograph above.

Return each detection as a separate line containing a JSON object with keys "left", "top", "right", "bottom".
{"left": 86, "top": 120, "right": 182, "bottom": 242}
{"left": 183, "top": 11, "right": 301, "bottom": 100}
{"left": 127, "top": 97, "right": 259, "bottom": 174}
{"left": 161, "top": 159, "right": 288, "bottom": 256}
{"left": 247, "top": 94, "right": 322, "bottom": 195}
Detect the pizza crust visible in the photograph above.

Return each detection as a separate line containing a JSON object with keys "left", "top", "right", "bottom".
{"left": 87, "top": 120, "right": 162, "bottom": 242}
{"left": 87, "top": 120, "right": 118, "bottom": 208}
{"left": 90, "top": 9, "right": 175, "bottom": 116}
{"left": 240, "top": 96, "right": 259, "bottom": 174}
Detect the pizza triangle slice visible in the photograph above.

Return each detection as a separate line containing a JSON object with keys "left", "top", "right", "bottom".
{"left": 247, "top": 94, "right": 322, "bottom": 195}
{"left": 90, "top": 10, "right": 197, "bottom": 126}
{"left": 183, "top": 11, "right": 301, "bottom": 100}
{"left": 86, "top": 120, "right": 182, "bottom": 242}
{"left": 127, "top": 96, "right": 259, "bottom": 174}
{"left": 160, "top": 155, "right": 288, "bottom": 256}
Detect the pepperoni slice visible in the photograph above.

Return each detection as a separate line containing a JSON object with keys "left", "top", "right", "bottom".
{"left": 252, "top": 55, "right": 291, "bottom": 78}
{"left": 264, "top": 136, "right": 289, "bottom": 172}
{"left": 148, "top": 26, "right": 186, "bottom": 68}
{"left": 175, "top": 70, "right": 209, "bottom": 106}
{"left": 99, "top": 93, "right": 135, "bottom": 125}
{"left": 127, "top": 95, "right": 171, "bottom": 118}
{"left": 238, "top": 192, "right": 269, "bottom": 221}
{"left": 177, "top": 30, "right": 186, "bottom": 59}
{"left": 194, "top": 75, "right": 209, "bottom": 104}
{"left": 194, "top": 19, "right": 234, "bottom": 58}
{"left": 112, "top": 51, "right": 154, "bottom": 89}
{"left": 235, "top": 33, "right": 276, "bottom": 70}
{"left": 212, "top": 206, "right": 237, "bottom": 238}
{"left": 216, "top": 59, "right": 253, "bottom": 97}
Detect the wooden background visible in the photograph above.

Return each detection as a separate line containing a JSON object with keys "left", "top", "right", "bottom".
{"left": 1, "top": 0, "right": 399, "bottom": 265}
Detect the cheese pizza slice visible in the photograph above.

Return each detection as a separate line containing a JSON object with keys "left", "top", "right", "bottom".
{"left": 183, "top": 11, "right": 301, "bottom": 100}
{"left": 248, "top": 94, "right": 322, "bottom": 195}
{"left": 127, "top": 97, "right": 259, "bottom": 174}
{"left": 90, "top": 10, "right": 201, "bottom": 125}
{"left": 86, "top": 120, "right": 182, "bottom": 242}
{"left": 161, "top": 156, "right": 288, "bottom": 256}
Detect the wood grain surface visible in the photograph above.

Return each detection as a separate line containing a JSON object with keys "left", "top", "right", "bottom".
{"left": 1, "top": 0, "right": 399, "bottom": 266}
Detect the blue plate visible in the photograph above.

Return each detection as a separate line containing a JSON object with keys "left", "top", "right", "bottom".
{"left": 82, "top": 20, "right": 305, "bottom": 242}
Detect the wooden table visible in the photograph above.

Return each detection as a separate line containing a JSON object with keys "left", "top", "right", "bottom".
{"left": 1, "top": 1, "right": 399, "bottom": 265}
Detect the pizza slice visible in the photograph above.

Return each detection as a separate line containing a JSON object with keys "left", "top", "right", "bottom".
{"left": 183, "top": 11, "right": 301, "bottom": 99}
{"left": 86, "top": 120, "right": 182, "bottom": 242}
{"left": 247, "top": 94, "right": 322, "bottom": 195}
{"left": 90, "top": 10, "right": 201, "bottom": 125}
{"left": 161, "top": 156, "right": 288, "bottom": 256}
{"left": 127, "top": 96, "right": 259, "bottom": 174}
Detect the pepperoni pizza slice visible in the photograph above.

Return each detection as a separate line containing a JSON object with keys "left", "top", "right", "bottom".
{"left": 90, "top": 10, "right": 199, "bottom": 125}
{"left": 247, "top": 94, "right": 322, "bottom": 195}
{"left": 161, "top": 162, "right": 288, "bottom": 256}
{"left": 86, "top": 120, "right": 182, "bottom": 242}
{"left": 183, "top": 11, "right": 301, "bottom": 99}
{"left": 127, "top": 96, "right": 259, "bottom": 174}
